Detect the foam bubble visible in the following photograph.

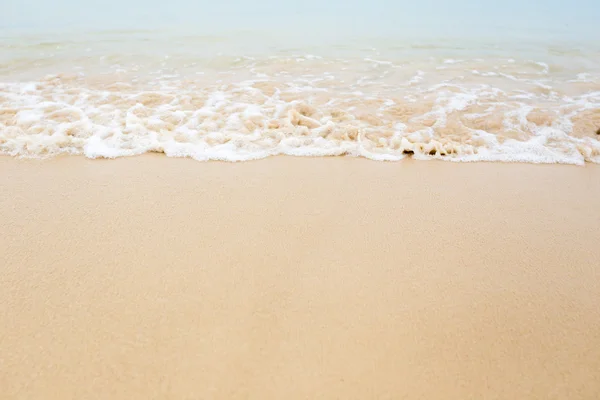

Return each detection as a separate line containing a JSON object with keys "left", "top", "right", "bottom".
{"left": 1, "top": 55, "right": 600, "bottom": 164}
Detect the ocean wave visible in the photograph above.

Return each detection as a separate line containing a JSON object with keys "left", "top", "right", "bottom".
{"left": 1, "top": 55, "right": 600, "bottom": 164}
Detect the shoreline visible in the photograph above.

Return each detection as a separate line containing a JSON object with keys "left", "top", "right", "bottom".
{"left": 2, "top": 155, "right": 600, "bottom": 399}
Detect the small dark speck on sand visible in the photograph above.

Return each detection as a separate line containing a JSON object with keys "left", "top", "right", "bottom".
{"left": 596, "top": 128, "right": 600, "bottom": 135}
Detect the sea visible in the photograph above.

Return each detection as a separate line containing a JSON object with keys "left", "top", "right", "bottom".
{"left": 2, "top": 0, "right": 600, "bottom": 163}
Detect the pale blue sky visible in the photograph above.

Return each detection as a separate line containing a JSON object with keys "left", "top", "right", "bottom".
{"left": 2, "top": 0, "right": 599, "bottom": 42}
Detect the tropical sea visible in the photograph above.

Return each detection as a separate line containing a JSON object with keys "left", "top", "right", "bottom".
{"left": 2, "top": 0, "right": 600, "bottom": 163}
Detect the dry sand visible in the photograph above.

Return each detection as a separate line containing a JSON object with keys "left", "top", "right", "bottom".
{"left": 1, "top": 155, "right": 600, "bottom": 399}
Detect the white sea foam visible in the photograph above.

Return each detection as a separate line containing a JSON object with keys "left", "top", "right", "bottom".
{"left": 2, "top": 48, "right": 600, "bottom": 164}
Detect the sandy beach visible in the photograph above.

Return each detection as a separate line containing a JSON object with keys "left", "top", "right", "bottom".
{"left": 1, "top": 155, "right": 600, "bottom": 399}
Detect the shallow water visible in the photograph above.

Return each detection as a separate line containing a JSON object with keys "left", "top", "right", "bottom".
{"left": 2, "top": 0, "right": 600, "bottom": 163}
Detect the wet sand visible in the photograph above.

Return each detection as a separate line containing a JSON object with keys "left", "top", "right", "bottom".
{"left": 1, "top": 156, "right": 600, "bottom": 399}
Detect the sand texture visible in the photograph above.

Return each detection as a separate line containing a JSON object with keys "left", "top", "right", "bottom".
{"left": 1, "top": 156, "right": 600, "bottom": 399}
